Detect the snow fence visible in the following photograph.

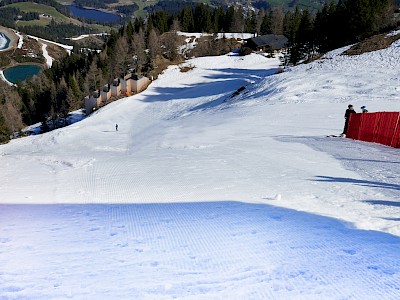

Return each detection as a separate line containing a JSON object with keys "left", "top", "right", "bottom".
{"left": 347, "top": 112, "right": 400, "bottom": 148}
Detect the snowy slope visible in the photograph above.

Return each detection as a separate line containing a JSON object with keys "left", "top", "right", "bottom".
{"left": 1, "top": 34, "right": 400, "bottom": 299}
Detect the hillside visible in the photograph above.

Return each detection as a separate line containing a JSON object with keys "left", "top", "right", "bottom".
{"left": 0, "top": 30, "right": 399, "bottom": 298}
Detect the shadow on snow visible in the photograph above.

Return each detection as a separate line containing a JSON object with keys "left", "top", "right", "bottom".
{"left": 314, "top": 175, "right": 400, "bottom": 191}
{"left": 1, "top": 201, "right": 400, "bottom": 298}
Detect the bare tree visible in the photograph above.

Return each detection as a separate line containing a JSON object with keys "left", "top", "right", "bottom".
{"left": 130, "top": 30, "right": 146, "bottom": 72}
{"left": 256, "top": 8, "right": 266, "bottom": 35}
{"left": 230, "top": 7, "right": 245, "bottom": 32}
{"left": 161, "top": 32, "right": 180, "bottom": 61}
{"left": 270, "top": 6, "right": 284, "bottom": 35}
{"left": 147, "top": 29, "right": 161, "bottom": 61}
{"left": 0, "top": 81, "right": 24, "bottom": 137}
{"left": 171, "top": 18, "right": 181, "bottom": 32}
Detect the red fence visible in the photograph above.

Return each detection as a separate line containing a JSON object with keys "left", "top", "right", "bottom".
{"left": 347, "top": 112, "right": 400, "bottom": 148}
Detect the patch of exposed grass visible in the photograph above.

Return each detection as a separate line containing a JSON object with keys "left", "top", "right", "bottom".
{"left": 16, "top": 18, "right": 51, "bottom": 27}
{"left": 179, "top": 64, "right": 195, "bottom": 72}
{"left": 343, "top": 32, "right": 400, "bottom": 56}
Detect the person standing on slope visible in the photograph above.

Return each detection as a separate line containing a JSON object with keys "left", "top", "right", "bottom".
{"left": 115, "top": 124, "right": 118, "bottom": 131}
{"left": 342, "top": 104, "right": 356, "bottom": 136}
{"left": 361, "top": 106, "right": 368, "bottom": 113}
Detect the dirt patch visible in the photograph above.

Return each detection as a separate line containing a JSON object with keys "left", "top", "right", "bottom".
{"left": 45, "top": 42, "right": 69, "bottom": 61}
{"left": 147, "top": 55, "right": 184, "bottom": 80}
{"left": 179, "top": 64, "right": 195, "bottom": 72}
{"left": 343, "top": 32, "right": 400, "bottom": 56}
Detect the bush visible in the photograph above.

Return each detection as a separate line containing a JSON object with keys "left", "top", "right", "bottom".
{"left": 238, "top": 46, "right": 252, "bottom": 56}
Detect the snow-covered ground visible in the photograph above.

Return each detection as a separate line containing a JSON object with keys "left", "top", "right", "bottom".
{"left": 1, "top": 34, "right": 400, "bottom": 299}
{"left": 41, "top": 43, "right": 53, "bottom": 68}
{"left": 14, "top": 30, "right": 23, "bottom": 49}
{"left": 0, "top": 32, "right": 8, "bottom": 50}
{"left": 68, "top": 33, "right": 108, "bottom": 41}
{"left": 0, "top": 70, "right": 14, "bottom": 86}
{"left": 27, "top": 35, "right": 73, "bottom": 54}
{"left": 177, "top": 31, "right": 253, "bottom": 55}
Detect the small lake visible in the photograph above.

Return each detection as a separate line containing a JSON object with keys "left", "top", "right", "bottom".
{"left": 0, "top": 32, "right": 11, "bottom": 51}
{"left": 3, "top": 65, "right": 42, "bottom": 84}
{"left": 66, "top": 5, "right": 120, "bottom": 23}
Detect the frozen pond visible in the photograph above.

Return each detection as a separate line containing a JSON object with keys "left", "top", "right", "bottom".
{"left": 0, "top": 31, "right": 11, "bottom": 50}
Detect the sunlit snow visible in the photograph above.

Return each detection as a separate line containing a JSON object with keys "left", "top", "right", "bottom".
{"left": 1, "top": 34, "right": 400, "bottom": 299}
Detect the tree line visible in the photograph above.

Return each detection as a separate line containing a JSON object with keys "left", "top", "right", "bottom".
{"left": 285, "top": 0, "right": 398, "bottom": 64}
{"left": 144, "top": 0, "right": 398, "bottom": 64}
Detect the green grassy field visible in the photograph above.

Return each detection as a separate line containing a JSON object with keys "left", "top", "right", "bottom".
{"left": 6, "top": 2, "right": 70, "bottom": 20}
{"left": 16, "top": 18, "right": 51, "bottom": 27}
{"left": 3, "top": 2, "right": 112, "bottom": 31}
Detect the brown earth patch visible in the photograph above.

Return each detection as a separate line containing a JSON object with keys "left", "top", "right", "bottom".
{"left": 343, "top": 32, "right": 400, "bottom": 56}
{"left": 179, "top": 64, "right": 195, "bottom": 72}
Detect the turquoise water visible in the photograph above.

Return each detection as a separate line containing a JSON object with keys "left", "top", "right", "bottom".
{"left": 3, "top": 65, "right": 42, "bottom": 84}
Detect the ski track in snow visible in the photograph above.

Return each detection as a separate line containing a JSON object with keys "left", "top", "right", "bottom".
{"left": 1, "top": 203, "right": 400, "bottom": 299}
{"left": 1, "top": 32, "right": 400, "bottom": 299}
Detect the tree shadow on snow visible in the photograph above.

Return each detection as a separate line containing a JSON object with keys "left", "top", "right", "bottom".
{"left": 363, "top": 200, "right": 400, "bottom": 208}
{"left": 139, "top": 67, "right": 277, "bottom": 110}
{"left": 313, "top": 176, "right": 400, "bottom": 191}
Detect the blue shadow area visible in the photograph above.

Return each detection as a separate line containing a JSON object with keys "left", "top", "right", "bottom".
{"left": 314, "top": 175, "right": 400, "bottom": 191}
{"left": 1, "top": 201, "right": 399, "bottom": 298}
{"left": 363, "top": 200, "right": 400, "bottom": 208}
{"left": 138, "top": 66, "right": 277, "bottom": 113}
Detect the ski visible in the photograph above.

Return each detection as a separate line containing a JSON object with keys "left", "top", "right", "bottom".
{"left": 326, "top": 134, "right": 344, "bottom": 137}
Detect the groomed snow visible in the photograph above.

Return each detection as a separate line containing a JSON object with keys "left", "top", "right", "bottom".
{"left": 41, "top": 43, "right": 53, "bottom": 68}
{"left": 1, "top": 35, "right": 400, "bottom": 299}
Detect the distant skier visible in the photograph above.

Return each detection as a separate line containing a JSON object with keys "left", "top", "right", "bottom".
{"left": 361, "top": 106, "right": 368, "bottom": 113}
{"left": 342, "top": 104, "right": 356, "bottom": 136}
{"left": 115, "top": 124, "right": 118, "bottom": 131}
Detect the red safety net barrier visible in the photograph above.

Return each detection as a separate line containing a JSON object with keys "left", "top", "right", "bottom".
{"left": 347, "top": 112, "right": 400, "bottom": 148}
{"left": 358, "top": 112, "right": 381, "bottom": 143}
{"left": 346, "top": 113, "right": 361, "bottom": 140}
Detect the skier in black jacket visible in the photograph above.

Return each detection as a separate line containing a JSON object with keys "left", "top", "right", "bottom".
{"left": 342, "top": 104, "right": 356, "bottom": 136}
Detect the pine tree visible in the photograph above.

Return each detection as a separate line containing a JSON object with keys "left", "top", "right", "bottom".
{"left": 180, "top": 6, "right": 195, "bottom": 32}
{"left": 194, "top": 3, "right": 212, "bottom": 32}
{"left": 213, "top": 6, "right": 225, "bottom": 33}
{"left": 224, "top": 6, "right": 235, "bottom": 32}
{"left": 344, "top": 0, "right": 374, "bottom": 41}
{"left": 245, "top": 10, "right": 257, "bottom": 33}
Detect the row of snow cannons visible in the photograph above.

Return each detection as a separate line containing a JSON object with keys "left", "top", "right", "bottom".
{"left": 347, "top": 112, "right": 400, "bottom": 148}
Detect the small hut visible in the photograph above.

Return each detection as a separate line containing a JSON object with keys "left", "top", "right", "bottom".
{"left": 84, "top": 90, "right": 101, "bottom": 114}
{"left": 111, "top": 78, "right": 121, "bottom": 96}
{"left": 245, "top": 34, "right": 288, "bottom": 52}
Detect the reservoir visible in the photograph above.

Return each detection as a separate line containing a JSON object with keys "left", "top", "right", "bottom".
{"left": 66, "top": 5, "right": 120, "bottom": 23}
{"left": 3, "top": 65, "right": 42, "bottom": 84}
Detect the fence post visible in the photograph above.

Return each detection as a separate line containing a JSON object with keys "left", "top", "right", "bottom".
{"left": 390, "top": 113, "right": 400, "bottom": 148}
